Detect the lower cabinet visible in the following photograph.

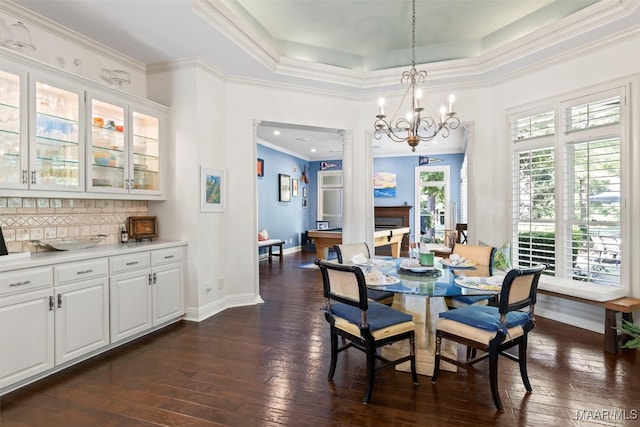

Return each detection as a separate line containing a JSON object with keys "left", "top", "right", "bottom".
{"left": 0, "top": 287, "right": 54, "bottom": 390}
{"left": 0, "top": 243, "right": 185, "bottom": 395}
{"left": 110, "top": 247, "right": 184, "bottom": 343}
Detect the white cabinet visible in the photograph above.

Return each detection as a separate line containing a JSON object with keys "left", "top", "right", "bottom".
{"left": 109, "top": 252, "right": 152, "bottom": 343}
{"left": 28, "top": 72, "right": 84, "bottom": 191}
{"left": 0, "top": 68, "right": 85, "bottom": 192}
{"left": 0, "top": 242, "right": 185, "bottom": 395}
{"left": 0, "top": 67, "right": 27, "bottom": 189}
{"left": 109, "top": 247, "right": 183, "bottom": 343}
{"left": 53, "top": 259, "right": 109, "bottom": 364}
{"left": 0, "top": 51, "right": 166, "bottom": 198}
{"left": 0, "top": 267, "right": 54, "bottom": 390}
{"left": 151, "top": 248, "right": 184, "bottom": 325}
{"left": 87, "top": 92, "right": 162, "bottom": 195}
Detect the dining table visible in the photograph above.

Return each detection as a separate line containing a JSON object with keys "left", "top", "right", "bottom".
{"left": 362, "top": 257, "right": 501, "bottom": 377}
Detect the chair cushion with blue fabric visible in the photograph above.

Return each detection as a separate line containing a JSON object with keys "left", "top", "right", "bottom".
{"left": 432, "top": 264, "right": 546, "bottom": 412}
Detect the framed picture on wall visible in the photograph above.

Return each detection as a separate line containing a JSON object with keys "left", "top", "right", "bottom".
{"left": 257, "top": 158, "right": 264, "bottom": 177}
{"left": 303, "top": 187, "right": 307, "bottom": 198}
{"left": 302, "top": 198, "right": 307, "bottom": 208}
{"left": 279, "top": 173, "right": 291, "bottom": 202}
{"left": 200, "top": 166, "right": 225, "bottom": 212}
{"left": 292, "top": 179, "right": 298, "bottom": 197}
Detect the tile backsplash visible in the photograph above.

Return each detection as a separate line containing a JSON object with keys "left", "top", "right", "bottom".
{"left": 0, "top": 197, "right": 148, "bottom": 253}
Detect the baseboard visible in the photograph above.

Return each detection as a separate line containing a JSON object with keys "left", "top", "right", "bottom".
{"left": 184, "top": 292, "right": 264, "bottom": 322}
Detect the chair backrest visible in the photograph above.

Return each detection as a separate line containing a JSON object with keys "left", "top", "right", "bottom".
{"left": 452, "top": 244, "right": 495, "bottom": 266}
{"left": 316, "top": 259, "right": 368, "bottom": 311}
{"left": 498, "top": 264, "right": 546, "bottom": 315}
{"left": 456, "top": 223, "right": 468, "bottom": 244}
{"left": 335, "top": 242, "right": 371, "bottom": 264}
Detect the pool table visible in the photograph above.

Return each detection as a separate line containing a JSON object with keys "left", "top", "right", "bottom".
{"left": 307, "top": 227, "right": 410, "bottom": 260}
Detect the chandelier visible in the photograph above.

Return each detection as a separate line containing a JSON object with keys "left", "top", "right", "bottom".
{"left": 374, "top": 0, "right": 460, "bottom": 152}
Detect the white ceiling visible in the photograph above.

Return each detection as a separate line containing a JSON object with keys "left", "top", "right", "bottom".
{"left": 9, "top": 0, "right": 635, "bottom": 160}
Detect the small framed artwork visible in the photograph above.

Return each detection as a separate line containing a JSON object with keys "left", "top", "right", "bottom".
{"left": 201, "top": 166, "right": 225, "bottom": 212}
{"left": 257, "top": 158, "right": 264, "bottom": 177}
{"left": 292, "top": 179, "right": 298, "bottom": 197}
{"left": 302, "top": 187, "right": 307, "bottom": 198}
{"left": 302, "top": 198, "right": 308, "bottom": 208}
{"left": 316, "top": 220, "right": 330, "bottom": 230}
{"left": 279, "top": 173, "right": 291, "bottom": 202}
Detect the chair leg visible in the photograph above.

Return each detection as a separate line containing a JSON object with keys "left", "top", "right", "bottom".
{"left": 328, "top": 328, "right": 339, "bottom": 380}
{"left": 363, "top": 341, "right": 377, "bottom": 404}
{"left": 489, "top": 347, "right": 503, "bottom": 412}
{"left": 518, "top": 336, "right": 532, "bottom": 392}
{"left": 466, "top": 346, "right": 477, "bottom": 361}
{"left": 410, "top": 334, "right": 418, "bottom": 385}
{"left": 431, "top": 333, "right": 441, "bottom": 383}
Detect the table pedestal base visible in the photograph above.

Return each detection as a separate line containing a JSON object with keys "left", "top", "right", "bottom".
{"left": 382, "top": 294, "right": 457, "bottom": 376}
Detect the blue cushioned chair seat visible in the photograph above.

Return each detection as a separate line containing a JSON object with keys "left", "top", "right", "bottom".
{"left": 448, "top": 295, "right": 491, "bottom": 305}
{"left": 439, "top": 305, "right": 529, "bottom": 331}
{"left": 329, "top": 301, "right": 412, "bottom": 331}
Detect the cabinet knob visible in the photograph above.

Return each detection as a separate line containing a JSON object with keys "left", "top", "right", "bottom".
{"left": 31, "top": 170, "right": 37, "bottom": 184}
{"left": 22, "top": 169, "right": 28, "bottom": 184}
{"left": 57, "top": 293, "right": 62, "bottom": 308}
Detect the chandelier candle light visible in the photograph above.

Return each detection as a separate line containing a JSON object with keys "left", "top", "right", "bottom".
{"left": 374, "top": 0, "right": 460, "bottom": 152}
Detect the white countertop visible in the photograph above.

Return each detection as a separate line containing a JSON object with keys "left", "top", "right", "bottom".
{"left": 0, "top": 240, "right": 188, "bottom": 273}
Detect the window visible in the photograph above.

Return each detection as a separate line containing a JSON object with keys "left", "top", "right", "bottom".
{"left": 510, "top": 86, "right": 626, "bottom": 288}
{"left": 318, "top": 171, "right": 342, "bottom": 228}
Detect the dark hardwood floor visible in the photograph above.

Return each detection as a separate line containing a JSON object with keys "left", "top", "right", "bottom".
{"left": 1, "top": 251, "right": 639, "bottom": 426}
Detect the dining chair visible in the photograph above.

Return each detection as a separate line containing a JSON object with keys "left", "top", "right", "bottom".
{"left": 315, "top": 259, "right": 418, "bottom": 404}
{"left": 431, "top": 264, "right": 546, "bottom": 411}
{"left": 446, "top": 244, "right": 497, "bottom": 309}
{"left": 335, "top": 242, "right": 395, "bottom": 306}
{"left": 456, "top": 223, "right": 468, "bottom": 244}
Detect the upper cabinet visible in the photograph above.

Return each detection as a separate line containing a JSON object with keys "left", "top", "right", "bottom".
{"left": 0, "top": 68, "right": 27, "bottom": 189}
{"left": 0, "top": 52, "right": 167, "bottom": 199}
{"left": 87, "top": 94, "right": 161, "bottom": 195}
{"left": 30, "top": 73, "right": 84, "bottom": 191}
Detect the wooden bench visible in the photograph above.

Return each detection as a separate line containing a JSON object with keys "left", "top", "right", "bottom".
{"left": 539, "top": 289, "right": 640, "bottom": 353}
{"left": 258, "top": 239, "right": 284, "bottom": 263}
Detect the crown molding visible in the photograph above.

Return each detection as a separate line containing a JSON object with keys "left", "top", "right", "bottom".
{"left": 2, "top": 0, "right": 146, "bottom": 74}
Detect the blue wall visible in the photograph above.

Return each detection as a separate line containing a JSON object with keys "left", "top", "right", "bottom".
{"left": 257, "top": 144, "right": 311, "bottom": 249}
{"left": 257, "top": 145, "right": 464, "bottom": 247}
{"left": 373, "top": 154, "right": 464, "bottom": 241}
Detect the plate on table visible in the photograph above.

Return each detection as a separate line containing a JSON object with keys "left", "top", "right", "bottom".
{"left": 365, "top": 273, "right": 400, "bottom": 288}
{"left": 454, "top": 275, "right": 505, "bottom": 291}
{"left": 441, "top": 258, "right": 477, "bottom": 268}
{"left": 399, "top": 260, "right": 437, "bottom": 273}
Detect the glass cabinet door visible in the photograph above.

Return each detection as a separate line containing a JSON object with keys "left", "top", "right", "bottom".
{"left": 0, "top": 69, "right": 25, "bottom": 188}
{"left": 31, "top": 79, "right": 82, "bottom": 190}
{"left": 88, "top": 98, "right": 126, "bottom": 192}
{"left": 131, "top": 110, "right": 159, "bottom": 193}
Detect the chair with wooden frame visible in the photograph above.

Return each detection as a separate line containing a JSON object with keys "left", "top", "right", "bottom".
{"left": 431, "top": 264, "right": 546, "bottom": 411}
{"left": 315, "top": 259, "right": 418, "bottom": 404}
{"left": 446, "top": 244, "right": 497, "bottom": 309}
{"left": 335, "top": 242, "right": 395, "bottom": 306}
{"left": 456, "top": 223, "right": 468, "bottom": 244}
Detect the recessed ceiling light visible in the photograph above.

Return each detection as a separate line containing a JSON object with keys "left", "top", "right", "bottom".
{"left": 310, "top": 148, "right": 317, "bottom": 152}
{"left": 273, "top": 130, "right": 280, "bottom": 136}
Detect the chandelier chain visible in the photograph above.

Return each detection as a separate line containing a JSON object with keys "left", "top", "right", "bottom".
{"left": 411, "top": 0, "right": 416, "bottom": 68}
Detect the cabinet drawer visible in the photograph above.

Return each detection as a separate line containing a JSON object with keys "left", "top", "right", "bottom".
{"left": 151, "top": 247, "right": 183, "bottom": 266}
{"left": 55, "top": 259, "right": 108, "bottom": 285}
{"left": 0, "top": 267, "right": 53, "bottom": 296}
{"left": 110, "top": 252, "right": 150, "bottom": 274}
